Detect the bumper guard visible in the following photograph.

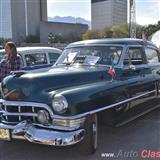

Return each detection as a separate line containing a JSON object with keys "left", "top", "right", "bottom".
{"left": 0, "top": 120, "right": 85, "bottom": 146}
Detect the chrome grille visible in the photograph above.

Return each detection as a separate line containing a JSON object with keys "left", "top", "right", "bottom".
{"left": 0, "top": 101, "right": 53, "bottom": 125}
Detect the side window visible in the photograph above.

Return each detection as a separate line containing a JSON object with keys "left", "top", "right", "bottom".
{"left": 25, "top": 53, "right": 47, "bottom": 66}
{"left": 124, "top": 47, "right": 144, "bottom": 65}
{"left": 48, "top": 52, "right": 60, "bottom": 64}
{"left": 145, "top": 48, "right": 159, "bottom": 64}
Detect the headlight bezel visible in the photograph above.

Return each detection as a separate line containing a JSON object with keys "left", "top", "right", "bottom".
{"left": 52, "top": 95, "right": 68, "bottom": 114}
{"left": 37, "top": 110, "right": 50, "bottom": 125}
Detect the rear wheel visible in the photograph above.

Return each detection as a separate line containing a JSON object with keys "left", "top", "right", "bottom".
{"left": 78, "top": 114, "right": 98, "bottom": 155}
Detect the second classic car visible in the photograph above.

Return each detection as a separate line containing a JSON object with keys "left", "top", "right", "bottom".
{"left": 0, "top": 46, "right": 62, "bottom": 72}
{"left": 0, "top": 39, "right": 160, "bottom": 154}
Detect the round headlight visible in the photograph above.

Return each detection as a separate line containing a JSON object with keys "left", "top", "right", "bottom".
{"left": 37, "top": 110, "right": 50, "bottom": 125}
{"left": 52, "top": 95, "right": 68, "bottom": 114}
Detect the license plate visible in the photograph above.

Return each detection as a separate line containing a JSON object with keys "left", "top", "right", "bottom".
{"left": 0, "top": 128, "right": 10, "bottom": 140}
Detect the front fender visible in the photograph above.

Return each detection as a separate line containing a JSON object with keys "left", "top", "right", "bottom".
{"left": 50, "top": 80, "right": 128, "bottom": 116}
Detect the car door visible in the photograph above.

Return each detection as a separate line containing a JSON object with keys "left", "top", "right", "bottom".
{"left": 119, "top": 46, "right": 157, "bottom": 121}
{"left": 145, "top": 46, "right": 160, "bottom": 101}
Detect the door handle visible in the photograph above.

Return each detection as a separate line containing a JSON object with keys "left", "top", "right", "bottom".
{"left": 129, "top": 65, "right": 136, "bottom": 70}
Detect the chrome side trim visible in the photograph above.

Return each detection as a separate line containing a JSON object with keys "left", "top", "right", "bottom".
{"left": 53, "top": 90, "right": 157, "bottom": 120}
{"left": 0, "top": 90, "right": 156, "bottom": 121}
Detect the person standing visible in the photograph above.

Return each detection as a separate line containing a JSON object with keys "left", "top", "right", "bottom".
{"left": 0, "top": 41, "right": 23, "bottom": 81}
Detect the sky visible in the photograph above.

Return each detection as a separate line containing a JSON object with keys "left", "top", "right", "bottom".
{"left": 136, "top": 0, "right": 160, "bottom": 25}
{"left": 47, "top": 0, "right": 91, "bottom": 20}
{"left": 47, "top": 0, "right": 160, "bottom": 25}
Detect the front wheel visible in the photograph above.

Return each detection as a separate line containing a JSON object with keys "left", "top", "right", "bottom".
{"left": 78, "top": 114, "right": 98, "bottom": 155}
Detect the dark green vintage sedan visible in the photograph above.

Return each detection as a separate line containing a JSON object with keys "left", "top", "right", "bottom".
{"left": 0, "top": 39, "right": 160, "bottom": 154}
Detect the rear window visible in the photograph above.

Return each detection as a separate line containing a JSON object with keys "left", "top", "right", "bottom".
{"left": 25, "top": 53, "right": 47, "bottom": 66}
{"left": 145, "top": 48, "right": 159, "bottom": 64}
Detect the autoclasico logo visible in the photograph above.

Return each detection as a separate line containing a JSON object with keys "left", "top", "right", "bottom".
{"left": 141, "top": 150, "right": 160, "bottom": 158}
{"left": 101, "top": 150, "right": 160, "bottom": 159}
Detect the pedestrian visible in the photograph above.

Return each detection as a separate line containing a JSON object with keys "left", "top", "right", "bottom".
{"left": 0, "top": 41, "right": 23, "bottom": 81}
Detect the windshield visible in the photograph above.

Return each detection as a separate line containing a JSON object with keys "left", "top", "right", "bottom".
{"left": 56, "top": 46, "right": 123, "bottom": 66}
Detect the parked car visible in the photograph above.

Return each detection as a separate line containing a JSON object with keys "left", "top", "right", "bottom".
{"left": 0, "top": 45, "right": 4, "bottom": 50}
{"left": 0, "top": 39, "right": 160, "bottom": 154}
{"left": 0, "top": 46, "right": 62, "bottom": 72}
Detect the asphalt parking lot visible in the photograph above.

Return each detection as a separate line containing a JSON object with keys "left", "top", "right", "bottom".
{"left": 0, "top": 108, "right": 160, "bottom": 160}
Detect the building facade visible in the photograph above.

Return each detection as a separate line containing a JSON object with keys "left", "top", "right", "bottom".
{"left": 40, "top": 21, "right": 88, "bottom": 43}
{"left": 0, "top": 0, "right": 47, "bottom": 43}
{"left": 91, "top": 0, "right": 128, "bottom": 29}
{"left": 0, "top": 0, "right": 88, "bottom": 44}
{"left": 0, "top": 0, "right": 12, "bottom": 38}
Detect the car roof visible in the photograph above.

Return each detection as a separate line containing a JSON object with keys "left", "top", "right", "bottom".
{"left": 0, "top": 46, "right": 62, "bottom": 53}
{"left": 67, "top": 38, "right": 157, "bottom": 48}
{"left": 17, "top": 46, "right": 62, "bottom": 52}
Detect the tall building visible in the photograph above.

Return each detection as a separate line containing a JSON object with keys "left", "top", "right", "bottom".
{"left": 91, "top": 0, "right": 128, "bottom": 29}
{"left": 0, "top": 0, "right": 47, "bottom": 43}
{"left": 0, "top": 0, "right": 88, "bottom": 44}
{"left": 0, "top": 0, "right": 12, "bottom": 38}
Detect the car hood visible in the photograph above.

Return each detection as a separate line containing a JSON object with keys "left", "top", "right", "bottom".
{"left": 1, "top": 65, "right": 113, "bottom": 102}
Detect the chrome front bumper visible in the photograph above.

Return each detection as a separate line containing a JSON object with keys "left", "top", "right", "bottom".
{"left": 0, "top": 121, "right": 85, "bottom": 146}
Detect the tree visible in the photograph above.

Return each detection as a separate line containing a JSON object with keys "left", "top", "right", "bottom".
{"left": 82, "top": 29, "right": 100, "bottom": 40}
{"left": 48, "top": 33, "right": 66, "bottom": 43}
{"left": 82, "top": 24, "right": 129, "bottom": 40}
{"left": 143, "top": 21, "right": 160, "bottom": 38}
{"left": 135, "top": 24, "right": 144, "bottom": 39}
{"left": 100, "top": 27, "right": 113, "bottom": 38}
{"left": 110, "top": 24, "right": 129, "bottom": 38}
